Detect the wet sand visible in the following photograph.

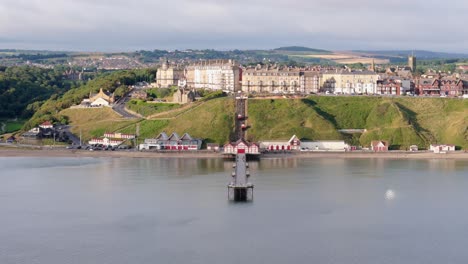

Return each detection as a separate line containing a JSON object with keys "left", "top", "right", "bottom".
{"left": 1, "top": 146, "right": 467, "bottom": 160}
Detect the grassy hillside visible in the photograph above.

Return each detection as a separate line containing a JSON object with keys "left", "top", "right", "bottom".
{"left": 23, "top": 69, "right": 156, "bottom": 131}
{"left": 126, "top": 100, "right": 182, "bottom": 117}
{"left": 120, "top": 99, "right": 233, "bottom": 143}
{"left": 394, "top": 98, "right": 468, "bottom": 149}
{"left": 360, "top": 101, "right": 426, "bottom": 149}
{"left": 61, "top": 108, "right": 139, "bottom": 140}
{"left": 59, "top": 96, "right": 467, "bottom": 149}
{"left": 162, "top": 98, "right": 235, "bottom": 143}
{"left": 247, "top": 99, "right": 342, "bottom": 141}
{"left": 60, "top": 99, "right": 235, "bottom": 144}
{"left": 117, "top": 99, "right": 235, "bottom": 144}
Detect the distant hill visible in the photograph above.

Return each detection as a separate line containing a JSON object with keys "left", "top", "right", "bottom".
{"left": 354, "top": 50, "right": 468, "bottom": 59}
{"left": 274, "top": 46, "right": 330, "bottom": 53}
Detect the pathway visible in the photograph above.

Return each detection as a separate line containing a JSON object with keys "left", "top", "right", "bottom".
{"left": 112, "top": 89, "right": 141, "bottom": 119}
{"left": 147, "top": 101, "right": 206, "bottom": 120}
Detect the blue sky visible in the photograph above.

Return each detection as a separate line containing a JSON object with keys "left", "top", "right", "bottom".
{"left": 1, "top": 0, "right": 467, "bottom": 52}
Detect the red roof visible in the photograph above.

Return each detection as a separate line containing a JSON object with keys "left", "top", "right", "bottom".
{"left": 371, "top": 140, "right": 388, "bottom": 147}
{"left": 41, "top": 121, "right": 52, "bottom": 126}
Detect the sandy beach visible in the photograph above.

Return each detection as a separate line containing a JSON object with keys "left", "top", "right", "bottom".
{"left": 1, "top": 146, "right": 467, "bottom": 160}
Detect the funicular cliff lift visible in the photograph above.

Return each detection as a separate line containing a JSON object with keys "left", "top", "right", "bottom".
{"left": 228, "top": 92, "right": 254, "bottom": 202}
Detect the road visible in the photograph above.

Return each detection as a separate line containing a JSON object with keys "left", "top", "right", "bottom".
{"left": 112, "top": 88, "right": 143, "bottom": 119}
{"left": 57, "top": 125, "right": 82, "bottom": 145}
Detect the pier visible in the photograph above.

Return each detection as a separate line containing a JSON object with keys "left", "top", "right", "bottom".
{"left": 228, "top": 148, "right": 254, "bottom": 201}
{"left": 227, "top": 92, "right": 254, "bottom": 202}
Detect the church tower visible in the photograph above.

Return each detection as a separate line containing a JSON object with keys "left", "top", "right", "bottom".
{"left": 408, "top": 52, "right": 416, "bottom": 72}
{"left": 161, "top": 59, "right": 169, "bottom": 70}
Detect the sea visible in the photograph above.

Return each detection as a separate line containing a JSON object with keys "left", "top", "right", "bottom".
{"left": 1, "top": 157, "right": 468, "bottom": 264}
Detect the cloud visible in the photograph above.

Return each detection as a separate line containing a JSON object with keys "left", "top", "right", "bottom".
{"left": 0, "top": 0, "right": 467, "bottom": 52}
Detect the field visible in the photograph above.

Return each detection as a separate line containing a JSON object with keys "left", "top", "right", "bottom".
{"left": 0, "top": 119, "right": 26, "bottom": 134}
{"left": 290, "top": 52, "right": 390, "bottom": 64}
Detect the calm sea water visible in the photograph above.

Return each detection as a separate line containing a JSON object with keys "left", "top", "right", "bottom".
{"left": 1, "top": 157, "right": 468, "bottom": 264}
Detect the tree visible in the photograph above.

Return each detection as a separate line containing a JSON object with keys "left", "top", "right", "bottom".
{"left": 114, "top": 85, "right": 129, "bottom": 98}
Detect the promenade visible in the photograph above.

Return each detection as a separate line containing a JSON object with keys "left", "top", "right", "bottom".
{"left": 1, "top": 147, "right": 467, "bottom": 160}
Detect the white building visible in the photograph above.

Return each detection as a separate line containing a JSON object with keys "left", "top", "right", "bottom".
{"left": 259, "top": 135, "right": 301, "bottom": 151}
{"left": 224, "top": 139, "right": 260, "bottom": 155}
{"left": 139, "top": 132, "right": 202, "bottom": 151}
{"left": 39, "top": 121, "right": 54, "bottom": 129}
{"left": 301, "top": 141, "right": 349, "bottom": 152}
{"left": 90, "top": 97, "right": 111, "bottom": 107}
{"left": 259, "top": 135, "right": 348, "bottom": 152}
{"left": 89, "top": 137, "right": 124, "bottom": 147}
{"left": 186, "top": 60, "right": 241, "bottom": 92}
{"left": 430, "top": 144, "right": 456, "bottom": 153}
{"left": 103, "top": 132, "right": 135, "bottom": 139}
{"left": 322, "top": 70, "right": 380, "bottom": 94}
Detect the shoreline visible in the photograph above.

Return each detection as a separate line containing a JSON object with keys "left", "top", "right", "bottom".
{"left": 1, "top": 146, "right": 468, "bottom": 160}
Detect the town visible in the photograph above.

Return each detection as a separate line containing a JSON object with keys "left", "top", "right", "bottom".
{"left": 1, "top": 57, "right": 463, "bottom": 157}
{"left": 2, "top": 1, "right": 468, "bottom": 262}
{"left": 155, "top": 55, "right": 468, "bottom": 97}
{"left": 1, "top": 52, "right": 467, "bottom": 156}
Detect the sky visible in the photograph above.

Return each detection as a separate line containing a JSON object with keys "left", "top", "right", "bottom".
{"left": 1, "top": 0, "right": 468, "bottom": 52}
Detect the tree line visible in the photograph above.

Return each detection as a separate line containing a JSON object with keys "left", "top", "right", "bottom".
{"left": 0, "top": 66, "right": 76, "bottom": 118}
{"left": 23, "top": 68, "right": 156, "bottom": 130}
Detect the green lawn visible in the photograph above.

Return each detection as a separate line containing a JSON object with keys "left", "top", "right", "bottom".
{"left": 0, "top": 119, "right": 26, "bottom": 134}
{"left": 126, "top": 100, "right": 182, "bottom": 117}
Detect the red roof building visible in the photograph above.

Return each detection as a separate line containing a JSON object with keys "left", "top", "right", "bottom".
{"left": 39, "top": 121, "right": 53, "bottom": 129}
{"left": 371, "top": 140, "right": 389, "bottom": 152}
{"left": 223, "top": 139, "right": 260, "bottom": 155}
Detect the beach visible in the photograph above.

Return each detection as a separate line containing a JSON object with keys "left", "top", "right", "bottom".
{"left": 1, "top": 146, "right": 467, "bottom": 160}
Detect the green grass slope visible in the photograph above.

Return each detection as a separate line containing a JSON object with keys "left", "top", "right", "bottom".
{"left": 161, "top": 98, "right": 235, "bottom": 144}
{"left": 126, "top": 100, "right": 182, "bottom": 117}
{"left": 61, "top": 108, "right": 139, "bottom": 140}
{"left": 360, "top": 101, "right": 426, "bottom": 149}
{"left": 302, "top": 96, "right": 380, "bottom": 128}
{"left": 58, "top": 96, "right": 468, "bottom": 149}
{"left": 246, "top": 99, "right": 341, "bottom": 141}
{"left": 394, "top": 98, "right": 468, "bottom": 149}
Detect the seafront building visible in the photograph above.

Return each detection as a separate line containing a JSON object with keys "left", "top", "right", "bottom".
{"left": 156, "top": 60, "right": 184, "bottom": 88}
{"left": 376, "top": 78, "right": 414, "bottom": 95}
{"left": 155, "top": 54, "right": 468, "bottom": 97}
{"left": 157, "top": 59, "right": 241, "bottom": 92}
{"left": 157, "top": 61, "right": 323, "bottom": 94}
{"left": 415, "top": 76, "right": 468, "bottom": 96}
{"left": 321, "top": 70, "right": 380, "bottom": 94}
{"left": 89, "top": 132, "right": 136, "bottom": 147}
{"left": 430, "top": 144, "right": 456, "bottom": 153}
{"left": 241, "top": 65, "right": 322, "bottom": 94}
{"left": 139, "top": 132, "right": 202, "bottom": 151}
{"left": 241, "top": 65, "right": 302, "bottom": 93}
{"left": 258, "top": 135, "right": 349, "bottom": 152}
{"left": 223, "top": 139, "right": 260, "bottom": 155}
{"left": 185, "top": 59, "right": 241, "bottom": 91}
